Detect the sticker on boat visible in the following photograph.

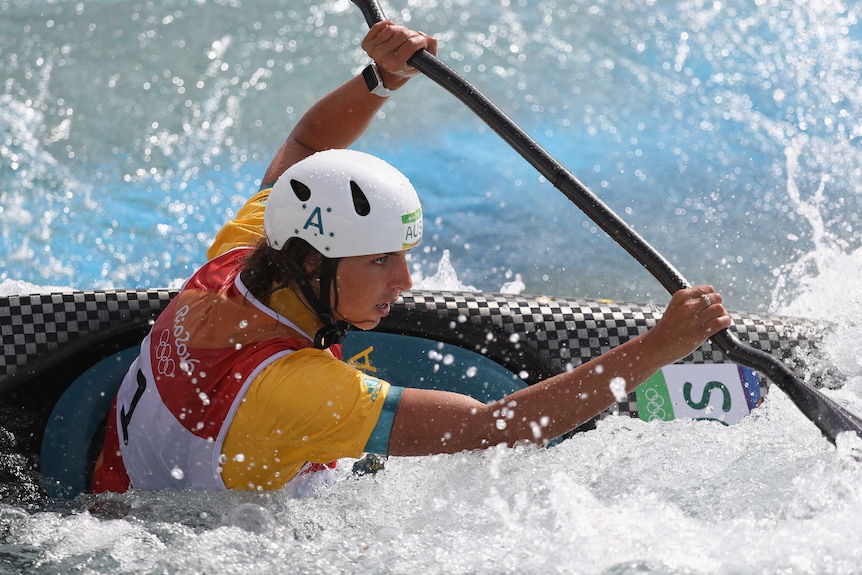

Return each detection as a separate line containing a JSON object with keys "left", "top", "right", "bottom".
{"left": 637, "top": 364, "right": 761, "bottom": 424}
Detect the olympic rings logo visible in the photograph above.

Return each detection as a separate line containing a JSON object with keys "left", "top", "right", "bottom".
{"left": 154, "top": 304, "right": 200, "bottom": 378}
{"left": 156, "top": 328, "right": 176, "bottom": 377}
{"left": 640, "top": 387, "right": 671, "bottom": 420}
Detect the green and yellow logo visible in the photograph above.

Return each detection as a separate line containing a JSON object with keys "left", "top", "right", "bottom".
{"left": 402, "top": 207, "right": 423, "bottom": 249}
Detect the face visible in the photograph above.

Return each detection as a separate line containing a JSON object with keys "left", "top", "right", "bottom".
{"left": 330, "top": 250, "right": 413, "bottom": 330}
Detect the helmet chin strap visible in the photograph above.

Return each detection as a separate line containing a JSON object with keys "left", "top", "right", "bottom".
{"left": 296, "top": 257, "right": 350, "bottom": 349}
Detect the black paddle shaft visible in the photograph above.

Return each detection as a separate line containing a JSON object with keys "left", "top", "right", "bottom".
{"left": 351, "top": 0, "right": 862, "bottom": 444}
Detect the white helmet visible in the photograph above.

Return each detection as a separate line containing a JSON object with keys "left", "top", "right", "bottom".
{"left": 264, "top": 149, "right": 423, "bottom": 257}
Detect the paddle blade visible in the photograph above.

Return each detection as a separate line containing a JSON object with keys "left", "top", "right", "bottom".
{"left": 713, "top": 330, "right": 862, "bottom": 444}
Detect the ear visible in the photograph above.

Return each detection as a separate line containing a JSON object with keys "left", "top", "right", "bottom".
{"left": 303, "top": 253, "right": 323, "bottom": 277}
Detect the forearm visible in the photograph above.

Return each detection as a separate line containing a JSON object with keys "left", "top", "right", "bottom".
{"left": 482, "top": 335, "right": 665, "bottom": 444}
{"left": 389, "top": 286, "right": 733, "bottom": 456}
{"left": 389, "top": 333, "right": 665, "bottom": 456}
{"left": 261, "top": 75, "right": 388, "bottom": 185}
{"left": 261, "top": 21, "right": 436, "bottom": 187}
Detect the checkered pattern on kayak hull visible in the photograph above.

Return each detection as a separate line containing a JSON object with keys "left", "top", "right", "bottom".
{"left": 1, "top": 290, "right": 174, "bottom": 383}
{"left": 0, "top": 289, "right": 837, "bottom": 415}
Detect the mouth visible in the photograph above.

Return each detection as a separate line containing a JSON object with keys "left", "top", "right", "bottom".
{"left": 376, "top": 302, "right": 391, "bottom": 316}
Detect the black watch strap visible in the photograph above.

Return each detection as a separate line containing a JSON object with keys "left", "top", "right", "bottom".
{"left": 362, "top": 63, "right": 393, "bottom": 98}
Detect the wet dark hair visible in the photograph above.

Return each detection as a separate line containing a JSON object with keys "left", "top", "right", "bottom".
{"left": 240, "top": 237, "right": 319, "bottom": 305}
{"left": 241, "top": 237, "right": 349, "bottom": 348}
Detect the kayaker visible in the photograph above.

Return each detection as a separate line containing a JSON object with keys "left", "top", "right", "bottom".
{"left": 91, "top": 20, "right": 731, "bottom": 493}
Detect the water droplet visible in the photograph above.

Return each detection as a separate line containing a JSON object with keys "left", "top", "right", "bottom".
{"left": 609, "top": 376, "right": 628, "bottom": 402}
{"left": 229, "top": 503, "right": 275, "bottom": 534}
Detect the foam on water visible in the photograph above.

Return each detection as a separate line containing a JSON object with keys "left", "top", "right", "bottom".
{"left": 6, "top": 407, "right": 862, "bottom": 574}
{"left": 5, "top": 254, "right": 862, "bottom": 573}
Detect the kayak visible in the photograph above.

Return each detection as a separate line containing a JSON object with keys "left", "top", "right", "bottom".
{"left": 0, "top": 288, "right": 835, "bottom": 499}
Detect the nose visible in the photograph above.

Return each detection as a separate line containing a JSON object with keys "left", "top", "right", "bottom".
{"left": 392, "top": 255, "right": 413, "bottom": 292}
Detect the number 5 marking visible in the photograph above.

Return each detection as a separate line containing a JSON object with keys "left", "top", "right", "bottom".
{"left": 683, "top": 380, "right": 732, "bottom": 413}
{"left": 120, "top": 369, "right": 147, "bottom": 445}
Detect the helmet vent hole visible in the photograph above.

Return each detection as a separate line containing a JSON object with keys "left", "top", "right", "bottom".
{"left": 290, "top": 179, "right": 311, "bottom": 202}
{"left": 350, "top": 181, "right": 371, "bottom": 216}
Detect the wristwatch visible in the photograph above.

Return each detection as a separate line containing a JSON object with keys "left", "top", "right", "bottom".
{"left": 362, "top": 63, "right": 393, "bottom": 98}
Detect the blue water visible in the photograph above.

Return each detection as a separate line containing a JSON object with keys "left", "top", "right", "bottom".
{"left": 5, "top": 1, "right": 862, "bottom": 573}
{"left": 5, "top": 0, "right": 862, "bottom": 309}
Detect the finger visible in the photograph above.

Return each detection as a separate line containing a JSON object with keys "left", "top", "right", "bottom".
{"left": 669, "top": 285, "right": 710, "bottom": 305}
{"left": 702, "top": 314, "right": 733, "bottom": 335}
{"left": 363, "top": 22, "right": 407, "bottom": 52}
{"left": 393, "top": 36, "right": 410, "bottom": 56}
{"left": 365, "top": 20, "right": 396, "bottom": 42}
{"left": 380, "top": 26, "right": 414, "bottom": 51}
{"left": 691, "top": 285, "right": 716, "bottom": 299}
{"left": 700, "top": 293, "right": 727, "bottom": 319}
{"left": 391, "top": 33, "right": 430, "bottom": 58}
{"left": 419, "top": 32, "right": 438, "bottom": 57}
{"left": 696, "top": 291, "right": 722, "bottom": 310}
{"left": 700, "top": 305, "right": 732, "bottom": 333}
{"left": 376, "top": 34, "right": 430, "bottom": 74}
{"left": 673, "top": 285, "right": 721, "bottom": 314}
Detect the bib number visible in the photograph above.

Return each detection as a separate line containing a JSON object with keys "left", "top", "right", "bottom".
{"left": 120, "top": 369, "right": 148, "bottom": 445}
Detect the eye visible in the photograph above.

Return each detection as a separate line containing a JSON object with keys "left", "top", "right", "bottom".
{"left": 373, "top": 255, "right": 387, "bottom": 265}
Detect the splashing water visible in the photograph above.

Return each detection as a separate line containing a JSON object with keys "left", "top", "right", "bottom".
{"left": 4, "top": 0, "right": 862, "bottom": 573}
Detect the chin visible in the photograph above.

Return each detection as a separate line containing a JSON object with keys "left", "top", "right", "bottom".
{"left": 351, "top": 318, "right": 381, "bottom": 331}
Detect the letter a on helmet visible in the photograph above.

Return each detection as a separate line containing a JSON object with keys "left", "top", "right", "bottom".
{"left": 264, "top": 149, "right": 423, "bottom": 258}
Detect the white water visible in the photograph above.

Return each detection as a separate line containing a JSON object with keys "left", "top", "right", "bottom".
{"left": 6, "top": 243, "right": 862, "bottom": 574}
{"left": 5, "top": 0, "right": 862, "bottom": 573}
{"left": 8, "top": 400, "right": 862, "bottom": 574}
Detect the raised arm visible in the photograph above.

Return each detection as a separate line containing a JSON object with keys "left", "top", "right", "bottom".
{"left": 388, "top": 285, "right": 733, "bottom": 455}
{"left": 261, "top": 20, "right": 437, "bottom": 186}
